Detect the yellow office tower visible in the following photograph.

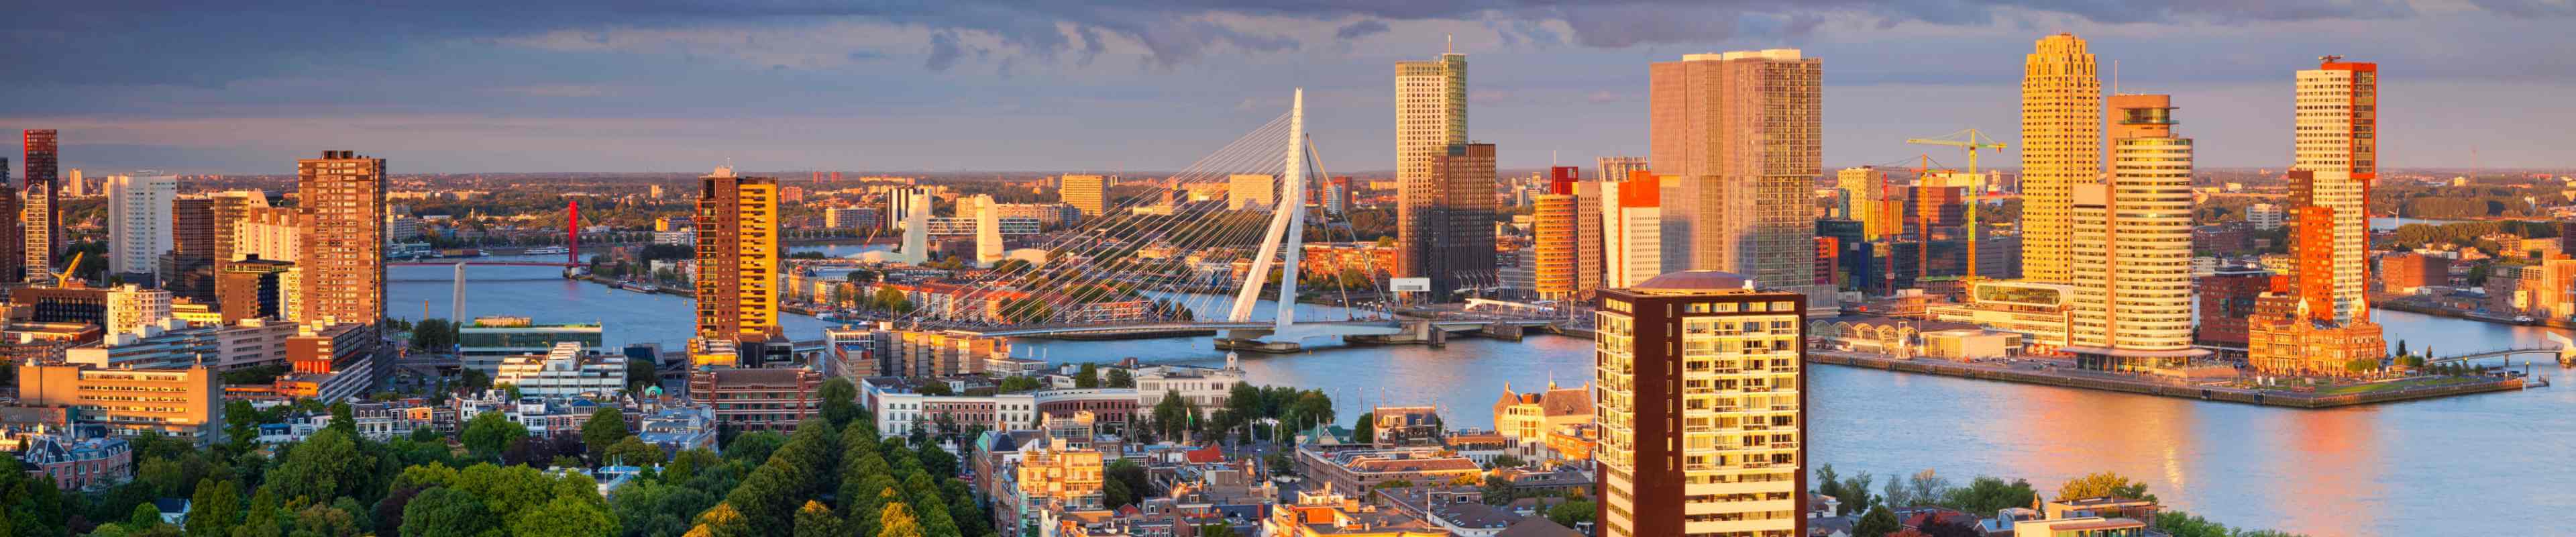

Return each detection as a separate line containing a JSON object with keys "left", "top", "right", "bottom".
{"left": 2019, "top": 34, "right": 2102, "bottom": 283}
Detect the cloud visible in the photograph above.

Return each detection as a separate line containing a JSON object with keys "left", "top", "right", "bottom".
{"left": 928, "top": 31, "right": 971, "bottom": 71}
{"left": 1334, "top": 19, "right": 1391, "bottom": 40}
{"left": 493, "top": 85, "right": 608, "bottom": 98}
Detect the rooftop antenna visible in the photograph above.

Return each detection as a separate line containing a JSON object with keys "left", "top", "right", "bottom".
{"left": 2112, "top": 59, "right": 2120, "bottom": 95}
{"left": 1446, "top": 34, "right": 1454, "bottom": 54}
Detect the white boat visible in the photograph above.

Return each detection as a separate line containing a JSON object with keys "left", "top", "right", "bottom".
{"left": 525, "top": 246, "right": 570, "bottom": 255}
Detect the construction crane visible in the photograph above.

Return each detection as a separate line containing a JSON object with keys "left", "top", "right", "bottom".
{"left": 1905, "top": 129, "right": 2008, "bottom": 282}
{"left": 49, "top": 251, "right": 83, "bottom": 287}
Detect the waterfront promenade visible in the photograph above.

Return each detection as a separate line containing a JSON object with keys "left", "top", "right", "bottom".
{"left": 1807, "top": 350, "right": 2541, "bottom": 408}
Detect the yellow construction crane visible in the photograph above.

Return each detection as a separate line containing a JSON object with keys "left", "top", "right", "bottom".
{"left": 1904, "top": 128, "right": 2008, "bottom": 281}
{"left": 50, "top": 251, "right": 83, "bottom": 286}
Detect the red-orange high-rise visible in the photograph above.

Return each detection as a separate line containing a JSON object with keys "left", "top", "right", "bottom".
{"left": 2249, "top": 57, "right": 2385, "bottom": 376}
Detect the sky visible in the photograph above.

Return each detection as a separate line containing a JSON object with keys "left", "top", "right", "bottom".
{"left": 3, "top": 1, "right": 2571, "bottom": 175}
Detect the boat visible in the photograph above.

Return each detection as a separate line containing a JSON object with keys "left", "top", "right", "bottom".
{"left": 619, "top": 281, "right": 659, "bottom": 293}
{"left": 525, "top": 246, "right": 570, "bottom": 255}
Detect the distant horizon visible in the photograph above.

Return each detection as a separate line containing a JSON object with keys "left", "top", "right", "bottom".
{"left": 60, "top": 164, "right": 2576, "bottom": 179}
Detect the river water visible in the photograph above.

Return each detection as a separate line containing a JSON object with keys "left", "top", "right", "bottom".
{"left": 390, "top": 250, "right": 2571, "bottom": 536}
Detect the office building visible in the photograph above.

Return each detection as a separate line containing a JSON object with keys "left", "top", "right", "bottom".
{"left": 1532, "top": 168, "right": 1583, "bottom": 301}
{"left": 232, "top": 206, "right": 304, "bottom": 263}
{"left": 823, "top": 207, "right": 881, "bottom": 230}
{"left": 106, "top": 175, "right": 178, "bottom": 281}
{"left": 1598, "top": 172, "right": 1664, "bottom": 289}
{"left": 1060, "top": 175, "right": 1107, "bottom": 216}
{"left": 2019, "top": 33, "right": 2103, "bottom": 283}
{"left": 2246, "top": 203, "right": 2284, "bottom": 230}
{"left": 1838, "top": 167, "right": 1895, "bottom": 240}
{"left": 694, "top": 167, "right": 781, "bottom": 345}
{"left": 2379, "top": 253, "right": 2449, "bottom": 295}
{"left": 493, "top": 342, "right": 628, "bottom": 398}
{"left": 23, "top": 129, "right": 58, "bottom": 283}
{"left": 1226, "top": 174, "right": 1275, "bottom": 211}
{"left": 0, "top": 172, "right": 21, "bottom": 285}
{"left": 1597, "top": 156, "right": 1648, "bottom": 188}
{"left": 105, "top": 285, "right": 174, "bottom": 337}
{"left": 2063, "top": 95, "right": 2206, "bottom": 372}
{"left": 209, "top": 189, "right": 269, "bottom": 262}
{"left": 14, "top": 362, "right": 223, "bottom": 444}
{"left": 1648, "top": 50, "right": 1821, "bottom": 291}
{"left": 1398, "top": 143, "right": 1499, "bottom": 297}
{"left": 884, "top": 186, "right": 932, "bottom": 230}
{"left": 1396, "top": 50, "right": 1467, "bottom": 217}
{"left": 296, "top": 150, "right": 386, "bottom": 330}
{"left": 162, "top": 197, "right": 219, "bottom": 302}
{"left": 457, "top": 317, "right": 607, "bottom": 373}
{"left": 687, "top": 367, "right": 822, "bottom": 433}
{"left": 2195, "top": 268, "right": 2275, "bottom": 348}
{"left": 1595, "top": 271, "right": 1805, "bottom": 537}
{"left": 2287, "top": 56, "right": 2377, "bottom": 324}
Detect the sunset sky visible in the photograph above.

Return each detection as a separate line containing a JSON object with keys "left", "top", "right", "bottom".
{"left": 5, "top": 1, "right": 2571, "bottom": 174}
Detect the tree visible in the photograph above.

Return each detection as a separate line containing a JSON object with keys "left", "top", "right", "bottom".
{"left": 1839, "top": 472, "right": 1878, "bottom": 516}
{"left": 792, "top": 501, "right": 843, "bottom": 537}
{"left": 2151, "top": 511, "right": 2233, "bottom": 537}
{"left": 997, "top": 375, "right": 1044, "bottom": 393}
{"left": 875, "top": 502, "right": 924, "bottom": 537}
{"left": 508, "top": 496, "right": 616, "bottom": 537}
{"left": 329, "top": 401, "right": 358, "bottom": 437}
{"left": 293, "top": 503, "right": 364, "bottom": 537}
{"left": 1916, "top": 516, "right": 1984, "bottom": 537}
{"left": 400, "top": 488, "right": 496, "bottom": 537}
{"left": 1352, "top": 412, "right": 1375, "bottom": 444}
{"left": 1075, "top": 363, "right": 1101, "bottom": 389}
{"left": 1545, "top": 499, "right": 1595, "bottom": 528}
{"left": 2054, "top": 472, "right": 2155, "bottom": 503}
{"left": 1151, "top": 389, "right": 1194, "bottom": 440}
{"left": 1853, "top": 505, "right": 1904, "bottom": 537}
{"left": 1488, "top": 454, "right": 1526, "bottom": 469}
{"left": 462, "top": 411, "right": 529, "bottom": 460}
{"left": 819, "top": 378, "right": 861, "bottom": 427}
{"left": 1103, "top": 459, "right": 1150, "bottom": 509}
{"left": 600, "top": 436, "right": 665, "bottom": 467}
{"left": 1195, "top": 524, "right": 1240, "bottom": 537}
{"left": 581, "top": 408, "right": 630, "bottom": 462}
{"left": 268, "top": 428, "right": 376, "bottom": 505}
{"left": 128, "top": 501, "right": 166, "bottom": 530}
{"left": 1105, "top": 368, "right": 1134, "bottom": 388}
{"left": 185, "top": 479, "right": 239, "bottom": 537}
{"left": 1940, "top": 476, "right": 2038, "bottom": 516}
{"left": 625, "top": 358, "right": 659, "bottom": 395}
{"left": 723, "top": 432, "right": 787, "bottom": 465}
{"left": 684, "top": 503, "right": 751, "bottom": 537}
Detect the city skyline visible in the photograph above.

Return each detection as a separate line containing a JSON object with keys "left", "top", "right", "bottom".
{"left": 4, "top": 3, "right": 2574, "bottom": 173}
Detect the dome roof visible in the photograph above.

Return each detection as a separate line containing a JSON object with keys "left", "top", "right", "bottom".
{"left": 1632, "top": 271, "right": 1756, "bottom": 291}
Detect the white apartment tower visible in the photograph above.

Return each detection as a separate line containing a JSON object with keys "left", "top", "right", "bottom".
{"left": 107, "top": 175, "right": 178, "bottom": 280}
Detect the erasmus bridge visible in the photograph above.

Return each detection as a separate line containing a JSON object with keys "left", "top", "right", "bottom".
{"left": 878, "top": 89, "right": 1559, "bottom": 350}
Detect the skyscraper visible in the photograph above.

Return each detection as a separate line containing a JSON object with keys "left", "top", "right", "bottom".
{"left": 1837, "top": 166, "right": 1894, "bottom": 240}
{"left": 295, "top": 150, "right": 386, "bottom": 330}
{"left": 1595, "top": 271, "right": 1805, "bottom": 537}
{"left": 106, "top": 175, "right": 177, "bottom": 282}
{"left": 1647, "top": 50, "right": 1821, "bottom": 290}
{"left": 1060, "top": 175, "right": 1107, "bottom": 216}
{"left": 1597, "top": 171, "right": 1664, "bottom": 289}
{"left": 1396, "top": 50, "right": 1466, "bottom": 208}
{"left": 2063, "top": 95, "right": 2206, "bottom": 372}
{"left": 161, "top": 196, "right": 219, "bottom": 302}
{"left": 1398, "top": 143, "right": 1499, "bottom": 297}
{"left": 1532, "top": 168, "right": 1582, "bottom": 301}
{"left": 2289, "top": 56, "right": 2377, "bottom": 324}
{"left": 694, "top": 167, "right": 781, "bottom": 348}
{"left": 0, "top": 159, "right": 19, "bottom": 285}
{"left": 2019, "top": 34, "right": 2103, "bottom": 283}
{"left": 23, "top": 129, "right": 58, "bottom": 284}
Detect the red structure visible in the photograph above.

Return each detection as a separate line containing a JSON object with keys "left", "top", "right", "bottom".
{"left": 567, "top": 199, "right": 581, "bottom": 265}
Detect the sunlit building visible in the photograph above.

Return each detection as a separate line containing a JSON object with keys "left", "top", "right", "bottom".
{"left": 1595, "top": 271, "right": 1805, "bottom": 537}
{"left": 1650, "top": 50, "right": 1821, "bottom": 292}
{"left": 296, "top": 150, "right": 386, "bottom": 332}
{"left": 694, "top": 166, "right": 780, "bottom": 350}
{"left": 2019, "top": 34, "right": 2102, "bottom": 284}
{"left": 2063, "top": 95, "right": 2207, "bottom": 372}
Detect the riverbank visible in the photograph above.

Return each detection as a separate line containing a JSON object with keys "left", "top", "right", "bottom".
{"left": 2373, "top": 297, "right": 2576, "bottom": 331}
{"left": 1808, "top": 351, "right": 2539, "bottom": 408}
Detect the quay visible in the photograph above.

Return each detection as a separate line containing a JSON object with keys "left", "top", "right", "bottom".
{"left": 1807, "top": 351, "right": 2542, "bottom": 409}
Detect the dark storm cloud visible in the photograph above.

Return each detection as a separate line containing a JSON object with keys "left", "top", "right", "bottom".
{"left": 1334, "top": 19, "right": 1392, "bottom": 40}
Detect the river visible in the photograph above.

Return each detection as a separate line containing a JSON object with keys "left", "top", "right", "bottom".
{"left": 390, "top": 251, "right": 2571, "bottom": 536}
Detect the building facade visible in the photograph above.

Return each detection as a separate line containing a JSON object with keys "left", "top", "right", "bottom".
{"left": 23, "top": 130, "right": 57, "bottom": 284}
{"left": 1648, "top": 50, "right": 1822, "bottom": 291}
{"left": 1532, "top": 172, "right": 1583, "bottom": 301}
{"left": 2063, "top": 95, "right": 2206, "bottom": 371}
{"left": 693, "top": 167, "right": 781, "bottom": 347}
{"left": 1595, "top": 271, "right": 1805, "bottom": 537}
{"left": 2019, "top": 34, "right": 2103, "bottom": 284}
{"left": 2288, "top": 57, "right": 2378, "bottom": 324}
{"left": 15, "top": 362, "right": 224, "bottom": 444}
{"left": 1397, "top": 143, "right": 1499, "bottom": 297}
{"left": 106, "top": 175, "right": 177, "bottom": 281}
{"left": 1060, "top": 175, "right": 1107, "bottom": 216}
{"left": 296, "top": 150, "right": 386, "bottom": 330}
{"left": 687, "top": 367, "right": 822, "bottom": 433}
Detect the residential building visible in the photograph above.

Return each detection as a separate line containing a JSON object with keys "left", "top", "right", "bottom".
{"left": 637, "top": 405, "right": 719, "bottom": 454}
{"left": 1394, "top": 50, "right": 1474, "bottom": 299}
{"left": 106, "top": 175, "right": 177, "bottom": 282}
{"left": 687, "top": 367, "right": 822, "bottom": 433}
{"left": 1016, "top": 436, "right": 1108, "bottom": 512}
{"left": 105, "top": 285, "right": 174, "bottom": 337}
{"left": 1648, "top": 50, "right": 1821, "bottom": 292}
{"left": 215, "top": 257, "right": 294, "bottom": 324}
{"left": 1398, "top": 142, "right": 1499, "bottom": 298}
{"left": 276, "top": 322, "right": 380, "bottom": 402}
{"left": 2246, "top": 203, "right": 2284, "bottom": 230}
{"left": 1595, "top": 271, "right": 1806, "bottom": 537}
{"left": 1132, "top": 363, "right": 1243, "bottom": 417}
{"left": 1492, "top": 381, "right": 1591, "bottom": 456}
{"left": 231, "top": 206, "right": 303, "bottom": 262}
{"left": 2019, "top": 33, "right": 2103, "bottom": 283}
{"left": 296, "top": 150, "right": 386, "bottom": 331}
{"left": 2010, "top": 517, "right": 2146, "bottom": 537}
{"left": 2194, "top": 268, "right": 2275, "bottom": 348}
{"left": 859, "top": 377, "right": 1039, "bottom": 436}
{"left": 823, "top": 207, "right": 881, "bottom": 230}
{"left": 1595, "top": 156, "right": 1648, "bottom": 188}
{"left": 694, "top": 167, "right": 781, "bottom": 346}
{"left": 23, "top": 130, "right": 58, "bottom": 284}
{"left": 162, "top": 197, "right": 219, "bottom": 302}
{"left": 2288, "top": 56, "right": 2377, "bottom": 324}
{"left": 1838, "top": 167, "right": 1896, "bottom": 240}
{"left": 1295, "top": 444, "right": 1483, "bottom": 493}
{"left": 494, "top": 342, "right": 628, "bottom": 398}
{"left": 3, "top": 434, "right": 131, "bottom": 491}
{"left": 2379, "top": 253, "right": 2449, "bottom": 295}
{"left": 1322, "top": 176, "right": 1354, "bottom": 215}
{"left": 2063, "top": 95, "right": 2208, "bottom": 372}
{"left": 14, "top": 362, "right": 224, "bottom": 444}
{"left": 1596, "top": 172, "right": 1663, "bottom": 288}
{"left": 1265, "top": 487, "right": 1449, "bottom": 537}
{"left": 1060, "top": 175, "right": 1108, "bottom": 216}
{"left": 0, "top": 179, "right": 20, "bottom": 287}
{"left": 1370, "top": 405, "right": 1444, "bottom": 447}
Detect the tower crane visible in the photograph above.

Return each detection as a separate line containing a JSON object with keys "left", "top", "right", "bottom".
{"left": 1904, "top": 129, "right": 2008, "bottom": 281}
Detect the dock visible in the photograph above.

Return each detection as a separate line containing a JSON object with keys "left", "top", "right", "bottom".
{"left": 1807, "top": 351, "right": 2538, "bottom": 409}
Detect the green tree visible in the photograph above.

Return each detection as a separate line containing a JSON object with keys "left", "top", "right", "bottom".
{"left": 1838, "top": 472, "right": 1878, "bottom": 515}
{"left": 1195, "top": 523, "right": 1240, "bottom": 537}
{"left": 1075, "top": 363, "right": 1101, "bottom": 389}
{"left": 1852, "top": 505, "right": 1903, "bottom": 537}
{"left": 723, "top": 432, "right": 786, "bottom": 465}
{"left": 1545, "top": 499, "right": 1595, "bottom": 528}
{"left": 2151, "top": 510, "right": 2234, "bottom": 537}
{"left": 997, "top": 375, "right": 1044, "bottom": 393}
{"left": 818, "top": 378, "right": 861, "bottom": 427}
{"left": 400, "top": 488, "right": 496, "bottom": 537}
{"left": 1103, "top": 459, "right": 1150, "bottom": 509}
{"left": 268, "top": 428, "right": 375, "bottom": 505}
{"left": 1151, "top": 389, "right": 1195, "bottom": 440}
{"left": 608, "top": 481, "right": 714, "bottom": 537}
{"left": 791, "top": 501, "right": 843, "bottom": 537}
{"left": 1941, "top": 476, "right": 2039, "bottom": 516}
{"left": 2055, "top": 472, "right": 2155, "bottom": 503}
{"left": 1105, "top": 368, "right": 1134, "bottom": 388}
{"left": 625, "top": 358, "right": 659, "bottom": 395}
{"left": 1815, "top": 464, "right": 1846, "bottom": 515}
{"left": 329, "top": 401, "right": 357, "bottom": 437}
{"left": 462, "top": 411, "right": 529, "bottom": 460}
{"left": 508, "top": 496, "right": 617, "bottom": 537}
{"left": 581, "top": 408, "right": 630, "bottom": 461}
{"left": 292, "top": 503, "right": 363, "bottom": 537}
{"left": 130, "top": 501, "right": 168, "bottom": 530}
{"left": 185, "top": 479, "right": 239, "bottom": 537}
{"left": 600, "top": 436, "right": 665, "bottom": 467}
{"left": 1489, "top": 454, "right": 1526, "bottom": 469}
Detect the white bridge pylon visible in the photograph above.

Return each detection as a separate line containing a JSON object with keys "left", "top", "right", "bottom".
{"left": 1227, "top": 88, "right": 1308, "bottom": 333}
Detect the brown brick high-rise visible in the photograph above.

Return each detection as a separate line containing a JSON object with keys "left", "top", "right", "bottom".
{"left": 22, "top": 130, "right": 58, "bottom": 283}
{"left": 296, "top": 151, "right": 386, "bottom": 330}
